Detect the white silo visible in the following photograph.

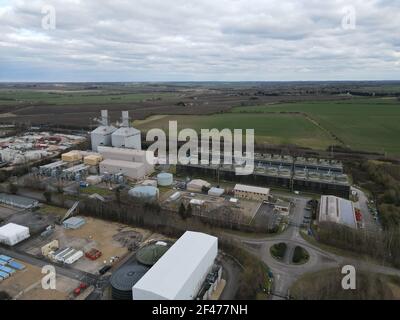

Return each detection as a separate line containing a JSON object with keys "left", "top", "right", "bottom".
{"left": 111, "top": 111, "right": 142, "bottom": 150}
{"left": 91, "top": 110, "right": 117, "bottom": 152}
{"left": 157, "top": 172, "right": 173, "bottom": 186}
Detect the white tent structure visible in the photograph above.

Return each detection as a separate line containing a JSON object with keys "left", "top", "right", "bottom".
{"left": 132, "top": 231, "right": 218, "bottom": 300}
{"left": 0, "top": 223, "right": 30, "bottom": 246}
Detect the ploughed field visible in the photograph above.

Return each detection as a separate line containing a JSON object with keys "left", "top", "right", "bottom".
{"left": 0, "top": 87, "right": 343, "bottom": 129}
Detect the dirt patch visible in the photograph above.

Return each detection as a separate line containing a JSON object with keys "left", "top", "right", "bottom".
{"left": 113, "top": 230, "right": 143, "bottom": 251}
{"left": 0, "top": 260, "right": 79, "bottom": 300}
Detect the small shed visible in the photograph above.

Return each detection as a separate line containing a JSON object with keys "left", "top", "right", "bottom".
{"left": 63, "top": 217, "right": 86, "bottom": 229}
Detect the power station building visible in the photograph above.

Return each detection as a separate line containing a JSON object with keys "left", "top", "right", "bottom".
{"left": 91, "top": 110, "right": 117, "bottom": 152}
{"left": 91, "top": 110, "right": 142, "bottom": 151}
{"left": 132, "top": 231, "right": 218, "bottom": 300}
{"left": 111, "top": 111, "right": 141, "bottom": 150}
{"left": 177, "top": 154, "right": 351, "bottom": 199}
{"left": 100, "top": 159, "right": 147, "bottom": 180}
{"left": 98, "top": 146, "right": 154, "bottom": 180}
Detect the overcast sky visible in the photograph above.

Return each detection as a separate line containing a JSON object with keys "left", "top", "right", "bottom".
{"left": 0, "top": 0, "right": 399, "bottom": 82}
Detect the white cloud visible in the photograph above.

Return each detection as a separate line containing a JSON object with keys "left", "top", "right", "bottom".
{"left": 0, "top": 0, "right": 399, "bottom": 81}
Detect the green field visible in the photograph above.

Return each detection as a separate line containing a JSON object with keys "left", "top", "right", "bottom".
{"left": 232, "top": 97, "right": 400, "bottom": 155}
{"left": 134, "top": 113, "right": 336, "bottom": 150}
{"left": 134, "top": 97, "right": 400, "bottom": 155}
{"left": 0, "top": 90, "right": 176, "bottom": 105}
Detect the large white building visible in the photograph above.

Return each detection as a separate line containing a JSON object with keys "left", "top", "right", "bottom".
{"left": 111, "top": 111, "right": 142, "bottom": 150}
{"left": 132, "top": 231, "right": 218, "bottom": 300}
{"left": 98, "top": 146, "right": 154, "bottom": 173}
{"left": 0, "top": 223, "right": 30, "bottom": 246}
{"left": 91, "top": 110, "right": 117, "bottom": 152}
{"left": 318, "top": 195, "right": 357, "bottom": 229}
{"left": 100, "top": 159, "right": 146, "bottom": 180}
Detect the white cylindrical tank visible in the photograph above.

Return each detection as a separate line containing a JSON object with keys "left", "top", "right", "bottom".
{"left": 128, "top": 186, "right": 159, "bottom": 201}
{"left": 157, "top": 172, "right": 173, "bottom": 186}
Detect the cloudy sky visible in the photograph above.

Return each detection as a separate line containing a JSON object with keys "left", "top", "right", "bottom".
{"left": 0, "top": 0, "right": 399, "bottom": 81}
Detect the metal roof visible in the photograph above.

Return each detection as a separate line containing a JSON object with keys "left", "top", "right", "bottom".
{"left": 0, "top": 193, "right": 38, "bottom": 208}
{"left": 112, "top": 127, "right": 140, "bottom": 137}
{"left": 0, "top": 223, "right": 29, "bottom": 237}
{"left": 63, "top": 217, "right": 85, "bottom": 226}
{"left": 233, "top": 184, "right": 270, "bottom": 195}
{"left": 133, "top": 231, "right": 217, "bottom": 300}
{"left": 100, "top": 159, "right": 145, "bottom": 169}
{"left": 91, "top": 125, "right": 117, "bottom": 135}
{"left": 319, "top": 195, "right": 356, "bottom": 229}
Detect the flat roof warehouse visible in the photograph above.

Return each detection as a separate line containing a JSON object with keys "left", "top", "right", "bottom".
{"left": 132, "top": 231, "right": 218, "bottom": 300}
{"left": 0, "top": 193, "right": 39, "bottom": 209}
{"left": 319, "top": 195, "right": 357, "bottom": 229}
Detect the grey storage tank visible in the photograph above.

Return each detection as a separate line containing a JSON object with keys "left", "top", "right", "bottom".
{"left": 110, "top": 264, "right": 149, "bottom": 300}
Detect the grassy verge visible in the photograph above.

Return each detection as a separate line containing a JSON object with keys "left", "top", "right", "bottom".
{"left": 292, "top": 246, "right": 310, "bottom": 264}
{"left": 300, "top": 229, "right": 376, "bottom": 261}
{"left": 79, "top": 186, "right": 114, "bottom": 197}
{"left": 270, "top": 242, "right": 287, "bottom": 260}
{"left": 38, "top": 204, "right": 66, "bottom": 216}
{"left": 291, "top": 267, "right": 400, "bottom": 300}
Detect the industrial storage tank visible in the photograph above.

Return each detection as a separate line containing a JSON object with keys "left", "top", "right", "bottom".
{"left": 110, "top": 264, "right": 149, "bottom": 300}
{"left": 136, "top": 241, "right": 171, "bottom": 266}
{"left": 128, "top": 186, "right": 159, "bottom": 201}
{"left": 157, "top": 172, "right": 173, "bottom": 186}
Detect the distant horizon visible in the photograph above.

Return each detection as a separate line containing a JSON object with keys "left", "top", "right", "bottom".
{"left": 1, "top": 80, "right": 400, "bottom": 84}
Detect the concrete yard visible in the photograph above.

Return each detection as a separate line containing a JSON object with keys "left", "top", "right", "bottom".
{"left": 18, "top": 217, "right": 155, "bottom": 274}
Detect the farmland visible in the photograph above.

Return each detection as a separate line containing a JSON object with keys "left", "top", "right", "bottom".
{"left": 0, "top": 90, "right": 177, "bottom": 106}
{"left": 134, "top": 97, "right": 400, "bottom": 155}
{"left": 134, "top": 113, "right": 336, "bottom": 150}
{"left": 232, "top": 97, "right": 400, "bottom": 155}
{"left": 0, "top": 83, "right": 399, "bottom": 156}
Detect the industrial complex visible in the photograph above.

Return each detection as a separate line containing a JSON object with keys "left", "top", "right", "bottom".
{"left": 0, "top": 109, "right": 381, "bottom": 301}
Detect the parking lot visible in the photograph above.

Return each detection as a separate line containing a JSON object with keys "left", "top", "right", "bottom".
{"left": 252, "top": 203, "right": 282, "bottom": 230}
